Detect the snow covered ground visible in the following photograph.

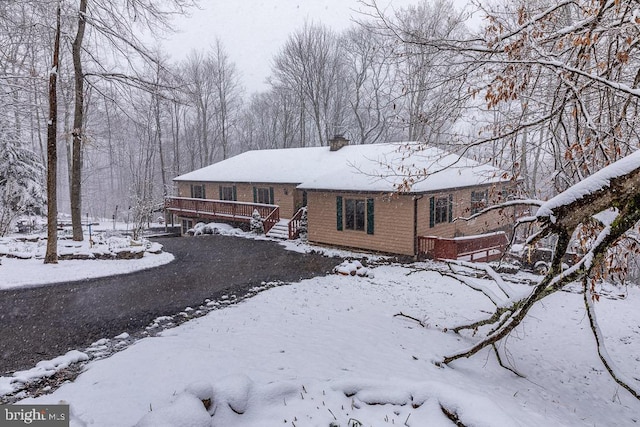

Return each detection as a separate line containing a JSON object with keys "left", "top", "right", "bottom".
{"left": 2, "top": 220, "right": 639, "bottom": 425}
{"left": 0, "top": 226, "right": 173, "bottom": 290}
{"left": 12, "top": 261, "right": 640, "bottom": 426}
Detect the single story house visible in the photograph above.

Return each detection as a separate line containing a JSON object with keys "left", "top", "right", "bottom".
{"left": 166, "top": 137, "right": 517, "bottom": 259}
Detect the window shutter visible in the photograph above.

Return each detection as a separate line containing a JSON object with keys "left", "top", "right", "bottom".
{"left": 201, "top": 185, "right": 205, "bottom": 199}
{"left": 366, "top": 198, "right": 374, "bottom": 235}
{"left": 190, "top": 184, "right": 194, "bottom": 198}
{"left": 448, "top": 194, "right": 454, "bottom": 222}
{"left": 269, "top": 187, "right": 274, "bottom": 205}
{"left": 219, "top": 186, "right": 223, "bottom": 200}
{"left": 336, "top": 196, "right": 343, "bottom": 231}
{"left": 429, "top": 197, "right": 435, "bottom": 228}
{"left": 253, "top": 186, "right": 257, "bottom": 203}
{"left": 232, "top": 186, "right": 237, "bottom": 201}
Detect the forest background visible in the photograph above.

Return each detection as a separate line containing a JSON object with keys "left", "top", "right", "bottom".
{"left": 2, "top": 0, "right": 639, "bottom": 244}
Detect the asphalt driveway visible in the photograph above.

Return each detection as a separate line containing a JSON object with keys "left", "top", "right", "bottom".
{"left": 0, "top": 235, "right": 339, "bottom": 375}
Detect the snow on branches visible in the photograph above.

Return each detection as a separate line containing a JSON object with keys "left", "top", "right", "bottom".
{"left": 0, "top": 128, "right": 44, "bottom": 237}
{"left": 433, "top": 150, "right": 640, "bottom": 400}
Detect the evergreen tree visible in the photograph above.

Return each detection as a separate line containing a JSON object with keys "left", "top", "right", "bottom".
{"left": 250, "top": 209, "right": 264, "bottom": 234}
{"left": 299, "top": 207, "right": 308, "bottom": 241}
{"left": 0, "top": 126, "right": 45, "bottom": 236}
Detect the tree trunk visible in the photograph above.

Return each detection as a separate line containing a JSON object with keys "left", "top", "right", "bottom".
{"left": 70, "top": 0, "right": 87, "bottom": 241}
{"left": 172, "top": 101, "right": 180, "bottom": 177}
{"left": 45, "top": 1, "right": 61, "bottom": 264}
{"left": 155, "top": 91, "right": 167, "bottom": 196}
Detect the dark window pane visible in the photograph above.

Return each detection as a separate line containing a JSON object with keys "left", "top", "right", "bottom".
{"left": 191, "top": 185, "right": 205, "bottom": 199}
{"left": 471, "top": 190, "right": 487, "bottom": 215}
{"left": 257, "top": 188, "right": 271, "bottom": 204}
{"left": 435, "top": 197, "right": 449, "bottom": 224}
{"left": 221, "top": 186, "right": 235, "bottom": 201}
{"left": 355, "top": 200, "right": 365, "bottom": 231}
{"left": 345, "top": 199, "right": 355, "bottom": 230}
{"left": 366, "top": 199, "right": 374, "bottom": 235}
{"left": 345, "top": 199, "right": 365, "bottom": 232}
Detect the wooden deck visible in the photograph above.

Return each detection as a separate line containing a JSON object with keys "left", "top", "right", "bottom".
{"left": 165, "top": 197, "right": 280, "bottom": 233}
{"left": 418, "top": 231, "right": 508, "bottom": 262}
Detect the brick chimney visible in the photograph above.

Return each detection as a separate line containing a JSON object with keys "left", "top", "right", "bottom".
{"left": 329, "top": 135, "right": 349, "bottom": 151}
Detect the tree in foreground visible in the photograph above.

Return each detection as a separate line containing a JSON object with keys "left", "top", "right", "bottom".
{"left": 442, "top": 153, "right": 640, "bottom": 399}
{"left": 366, "top": 0, "right": 640, "bottom": 401}
{"left": 44, "top": 1, "right": 62, "bottom": 264}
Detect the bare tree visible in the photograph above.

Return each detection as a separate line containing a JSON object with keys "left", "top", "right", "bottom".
{"left": 69, "top": 0, "right": 88, "bottom": 241}
{"left": 181, "top": 50, "right": 217, "bottom": 166}
{"left": 379, "top": 0, "right": 472, "bottom": 145}
{"left": 341, "top": 27, "right": 395, "bottom": 144}
{"left": 239, "top": 88, "right": 300, "bottom": 151}
{"left": 67, "top": 0, "right": 196, "bottom": 240}
{"left": 210, "top": 39, "right": 243, "bottom": 160}
{"left": 271, "top": 23, "right": 345, "bottom": 146}
{"left": 45, "top": 0, "right": 62, "bottom": 264}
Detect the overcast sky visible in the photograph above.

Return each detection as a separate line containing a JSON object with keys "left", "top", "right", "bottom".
{"left": 162, "top": 0, "right": 474, "bottom": 94}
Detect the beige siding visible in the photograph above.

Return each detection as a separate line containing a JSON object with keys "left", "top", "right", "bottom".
{"left": 177, "top": 182, "right": 190, "bottom": 198}
{"left": 308, "top": 184, "right": 514, "bottom": 256}
{"left": 176, "top": 180, "right": 515, "bottom": 255}
{"left": 307, "top": 192, "right": 415, "bottom": 256}
{"left": 175, "top": 181, "right": 299, "bottom": 218}
{"left": 417, "top": 185, "right": 516, "bottom": 238}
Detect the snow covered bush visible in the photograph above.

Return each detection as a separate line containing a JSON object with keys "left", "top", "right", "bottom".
{"left": 189, "top": 222, "right": 244, "bottom": 237}
{"left": 190, "top": 222, "right": 220, "bottom": 236}
{"left": 334, "top": 260, "right": 374, "bottom": 278}
{"left": 0, "top": 128, "right": 44, "bottom": 237}
{"left": 298, "top": 207, "right": 308, "bottom": 241}
{"left": 188, "top": 222, "right": 206, "bottom": 236}
{"left": 130, "top": 194, "right": 158, "bottom": 240}
{"left": 250, "top": 209, "right": 264, "bottom": 234}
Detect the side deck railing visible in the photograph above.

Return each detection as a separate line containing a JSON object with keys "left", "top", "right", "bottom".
{"left": 418, "top": 231, "right": 508, "bottom": 262}
{"left": 288, "top": 207, "right": 306, "bottom": 240}
{"left": 165, "top": 197, "right": 280, "bottom": 233}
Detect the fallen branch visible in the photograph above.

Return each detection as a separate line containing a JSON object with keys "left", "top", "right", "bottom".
{"left": 440, "top": 404, "right": 466, "bottom": 427}
{"left": 451, "top": 307, "right": 512, "bottom": 334}
{"left": 394, "top": 312, "right": 426, "bottom": 328}
{"left": 583, "top": 277, "right": 640, "bottom": 399}
{"left": 492, "top": 343, "right": 526, "bottom": 378}
{"left": 447, "top": 260, "right": 517, "bottom": 300}
{"left": 441, "top": 228, "right": 574, "bottom": 364}
{"left": 442, "top": 194, "right": 640, "bottom": 404}
{"left": 441, "top": 271, "right": 507, "bottom": 307}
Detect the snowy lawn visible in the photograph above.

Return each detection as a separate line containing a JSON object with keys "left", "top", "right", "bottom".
{"left": 16, "top": 263, "right": 640, "bottom": 426}
{"left": 0, "top": 232, "right": 173, "bottom": 290}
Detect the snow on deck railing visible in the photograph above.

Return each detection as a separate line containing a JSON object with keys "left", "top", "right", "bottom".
{"left": 165, "top": 196, "right": 278, "bottom": 209}
{"left": 164, "top": 197, "right": 280, "bottom": 229}
{"left": 418, "top": 231, "right": 508, "bottom": 262}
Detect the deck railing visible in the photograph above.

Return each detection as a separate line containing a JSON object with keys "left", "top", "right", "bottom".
{"left": 262, "top": 206, "right": 280, "bottom": 234}
{"left": 418, "top": 231, "right": 508, "bottom": 262}
{"left": 287, "top": 207, "right": 306, "bottom": 240}
{"left": 165, "top": 197, "right": 280, "bottom": 233}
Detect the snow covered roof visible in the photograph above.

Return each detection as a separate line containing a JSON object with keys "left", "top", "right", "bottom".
{"left": 174, "top": 142, "right": 510, "bottom": 193}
